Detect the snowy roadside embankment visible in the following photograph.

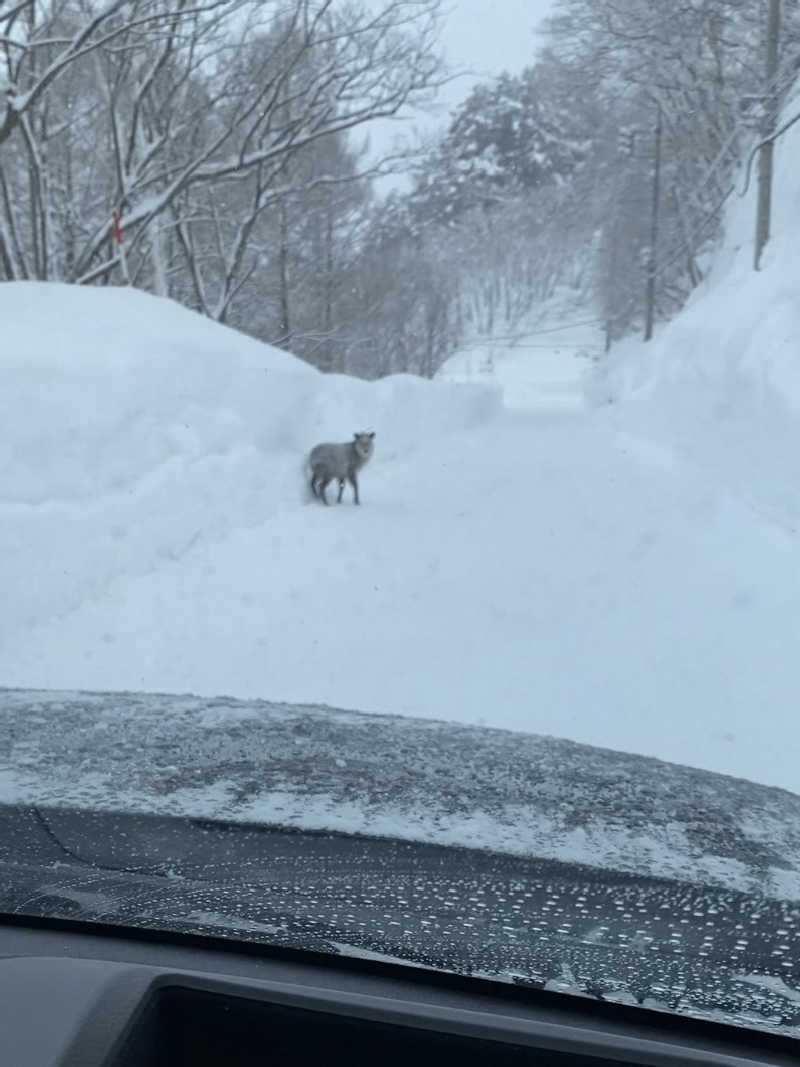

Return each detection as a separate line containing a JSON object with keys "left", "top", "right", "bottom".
{"left": 0, "top": 281, "right": 499, "bottom": 644}
{"left": 591, "top": 100, "right": 800, "bottom": 533}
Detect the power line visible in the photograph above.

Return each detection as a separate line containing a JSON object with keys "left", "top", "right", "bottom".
{"left": 739, "top": 106, "right": 800, "bottom": 199}
{"left": 459, "top": 319, "right": 604, "bottom": 348}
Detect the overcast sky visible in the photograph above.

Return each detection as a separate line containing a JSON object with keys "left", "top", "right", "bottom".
{"left": 366, "top": 0, "right": 558, "bottom": 188}
{"left": 437, "top": 0, "right": 556, "bottom": 100}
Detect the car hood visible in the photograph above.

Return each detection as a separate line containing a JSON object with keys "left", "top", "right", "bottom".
{"left": 0, "top": 802, "right": 799, "bottom": 1041}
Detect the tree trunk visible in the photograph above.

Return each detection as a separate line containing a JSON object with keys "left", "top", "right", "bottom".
{"left": 644, "top": 106, "right": 662, "bottom": 343}
{"left": 323, "top": 189, "right": 335, "bottom": 371}
{"left": 755, "top": 0, "right": 781, "bottom": 270}
{"left": 151, "top": 226, "right": 169, "bottom": 297}
{"left": 277, "top": 200, "right": 291, "bottom": 347}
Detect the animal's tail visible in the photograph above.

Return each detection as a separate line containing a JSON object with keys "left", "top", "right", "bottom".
{"left": 304, "top": 454, "right": 320, "bottom": 503}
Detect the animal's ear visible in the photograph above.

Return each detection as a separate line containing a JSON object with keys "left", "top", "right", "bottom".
{"left": 368, "top": 431, "right": 375, "bottom": 438}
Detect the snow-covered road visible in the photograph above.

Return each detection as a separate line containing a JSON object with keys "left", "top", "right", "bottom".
{"left": 2, "top": 387, "right": 797, "bottom": 792}
{"left": 2, "top": 282, "right": 799, "bottom": 796}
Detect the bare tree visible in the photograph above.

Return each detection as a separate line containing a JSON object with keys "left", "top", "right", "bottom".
{"left": 0, "top": 0, "right": 239, "bottom": 148}
{"left": 543, "top": 0, "right": 773, "bottom": 338}
{"left": 0, "top": 0, "right": 445, "bottom": 290}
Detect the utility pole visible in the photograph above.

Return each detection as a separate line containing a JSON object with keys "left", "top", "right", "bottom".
{"left": 605, "top": 126, "right": 637, "bottom": 352}
{"left": 644, "top": 106, "right": 662, "bottom": 342}
{"left": 605, "top": 215, "right": 619, "bottom": 353}
{"left": 754, "top": 0, "right": 781, "bottom": 270}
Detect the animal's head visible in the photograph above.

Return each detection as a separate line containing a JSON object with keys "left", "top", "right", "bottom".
{"left": 353, "top": 430, "right": 375, "bottom": 459}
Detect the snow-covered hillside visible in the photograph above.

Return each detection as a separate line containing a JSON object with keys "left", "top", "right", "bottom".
{"left": 2, "top": 140, "right": 800, "bottom": 802}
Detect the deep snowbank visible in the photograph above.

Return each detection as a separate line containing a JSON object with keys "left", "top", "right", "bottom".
{"left": 592, "top": 99, "right": 800, "bottom": 529}
{"left": 2, "top": 282, "right": 499, "bottom": 504}
{"left": 1, "top": 282, "right": 499, "bottom": 643}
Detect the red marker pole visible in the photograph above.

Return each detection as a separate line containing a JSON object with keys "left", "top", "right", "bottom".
{"left": 112, "top": 209, "right": 131, "bottom": 286}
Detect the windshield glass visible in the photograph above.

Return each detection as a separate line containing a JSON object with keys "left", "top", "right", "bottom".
{"left": 2, "top": 0, "right": 800, "bottom": 1043}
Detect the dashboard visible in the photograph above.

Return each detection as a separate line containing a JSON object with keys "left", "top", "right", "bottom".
{"left": 1, "top": 914, "right": 798, "bottom": 1067}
